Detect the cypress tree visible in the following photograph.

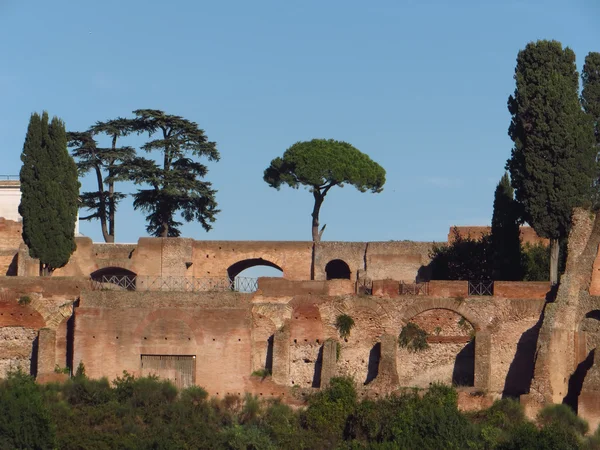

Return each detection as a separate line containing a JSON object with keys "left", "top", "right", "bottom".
{"left": 506, "top": 40, "right": 596, "bottom": 284}
{"left": 581, "top": 52, "right": 600, "bottom": 208}
{"left": 490, "top": 172, "right": 523, "bottom": 280}
{"left": 19, "top": 112, "right": 80, "bottom": 275}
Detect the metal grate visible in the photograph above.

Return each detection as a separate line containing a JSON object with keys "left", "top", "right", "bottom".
{"left": 355, "top": 278, "right": 373, "bottom": 295}
{"left": 468, "top": 280, "right": 494, "bottom": 296}
{"left": 400, "top": 281, "right": 429, "bottom": 295}
{"left": 90, "top": 275, "right": 258, "bottom": 293}
{"left": 141, "top": 355, "right": 196, "bottom": 390}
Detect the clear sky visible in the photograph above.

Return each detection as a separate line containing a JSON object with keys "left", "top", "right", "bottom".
{"left": 1, "top": 0, "right": 599, "bottom": 246}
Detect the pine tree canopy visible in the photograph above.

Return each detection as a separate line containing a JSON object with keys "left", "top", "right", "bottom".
{"left": 68, "top": 118, "right": 135, "bottom": 242}
{"left": 582, "top": 52, "right": 600, "bottom": 144}
{"left": 20, "top": 112, "right": 80, "bottom": 274}
{"left": 506, "top": 40, "right": 596, "bottom": 241}
{"left": 128, "top": 109, "right": 220, "bottom": 238}
{"left": 263, "top": 139, "right": 385, "bottom": 241}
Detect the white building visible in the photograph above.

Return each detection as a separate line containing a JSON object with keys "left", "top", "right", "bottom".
{"left": 0, "top": 176, "right": 80, "bottom": 234}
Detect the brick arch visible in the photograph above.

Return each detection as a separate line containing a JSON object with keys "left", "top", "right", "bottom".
{"left": 28, "top": 297, "right": 74, "bottom": 330}
{"left": 227, "top": 258, "right": 283, "bottom": 281}
{"left": 398, "top": 298, "right": 483, "bottom": 331}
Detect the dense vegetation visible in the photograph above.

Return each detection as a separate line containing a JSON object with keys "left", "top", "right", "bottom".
{"left": 2, "top": 370, "right": 600, "bottom": 449}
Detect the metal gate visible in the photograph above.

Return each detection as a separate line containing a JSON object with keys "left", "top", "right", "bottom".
{"left": 140, "top": 355, "right": 196, "bottom": 390}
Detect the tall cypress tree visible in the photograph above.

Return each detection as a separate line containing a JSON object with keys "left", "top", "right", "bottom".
{"left": 490, "top": 172, "right": 523, "bottom": 280}
{"left": 506, "top": 40, "right": 596, "bottom": 284}
{"left": 581, "top": 52, "right": 600, "bottom": 208}
{"left": 19, "top": 112, "right": 80, "bottom": 275}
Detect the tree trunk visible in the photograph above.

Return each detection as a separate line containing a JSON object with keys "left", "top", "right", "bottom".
{"left": 311, "top": 191, "right": 324, "bottom": 242}
{"left": 107, "top": 180, "right": 115, "bottom": 243}
{"left": 94, "top": 165, "right": 110, "bottom": 243}
{"left": 550, "top": 238, "right": 559, "bottom": 285}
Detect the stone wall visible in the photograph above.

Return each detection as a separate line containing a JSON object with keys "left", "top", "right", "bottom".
{"left": 449, "top": 225, "right": 548, "bottom": 246}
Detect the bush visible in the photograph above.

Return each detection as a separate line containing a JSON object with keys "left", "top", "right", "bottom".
{"left": 251, "top": 368, "right": 271, "bottom": 378}
{"left": 18, "top": 295, "right": 32, "bottom": 306}
{"left": 336, "top": 314, "right": 355, "bottom": 339}
{"left": 399, "top": 322, "right": 429, "bottom": 352}
{"left": 537, "top": 403, "right": 589, "bottom": 436}
{"left": 0, "top": 369, "right": 56, "bottom": 449}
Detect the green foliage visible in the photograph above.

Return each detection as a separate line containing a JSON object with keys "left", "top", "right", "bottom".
{"left": 537, "top": 403, "right": 589, "bottom": 436}
{"left": 251, "top": 368, "right": 272, "bottom": 378}
{"left": 302, "top": 376, "right": 357, "bottom": 446}
{"left": 7, "top": 370, "right": 599, "bottom": 449}
{"left": 68, "top": 118, "right": 135, "bottom": 243}
{"left": 74, "top": 360, "right": 86, "bottom": 379}
{"left": 399, "top": 322, "right": 429, "bottom": 352}
{"left": 507, "top": 40, "right": 596, "bottom": 283}
{"left": 264, "top": 139, "right": 385, "bottom": 241}
{"left": 0, "top": 369, "right": 56, "bottom": 449}
{"left": 54, "top": 365, "right": 70, "bottom": 374}
{"left": 19, "top": 111, "right": 80, "bottom": 275}
{"left": 128, "top": 109, "right": 220, "bottom": 237}
{"left": 17, "top": 295, "right": 31, "bottom": 306}
{"left": 336, "top": 314, "right": 355, "bottom": 339}
{"left": 429, "top": 228, "right": 492, "bottom": 280}
{"left": 522, "top": 242, "right": 550, "bottom": 281}
{"left": 582, "top": 52, "right": 600, "bottom": 209}
{"left": 491, "top": 172, "right": 524, "bottom": 280}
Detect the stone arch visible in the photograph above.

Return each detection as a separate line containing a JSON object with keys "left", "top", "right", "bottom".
{"left": 398, "top": 298, "right": 482, "bottom": 331}
{"left": 90, "top": 267, "right": 137, "bottom": 291}
{"left": 227, "top": 258, "right": 283, "bottom": 281}
{"left": 325, "top": 259, "right": 351, "bottom": 280}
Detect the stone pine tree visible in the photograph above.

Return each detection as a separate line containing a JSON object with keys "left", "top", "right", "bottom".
{"left": 506, "top": 40, "right": 596, "bottom": 284}
{"left": 19, "top": 112, "right": 80, "bottom": 275}
{"left": 68, "top": 118, "right": 135, "bottom": 243}
{"left": 128, "top": 109, "right": 220, "bottom": 237}
{"left": 490, "top": 172, "right": 523, "bottom": 280}
{"left": 264, "top": 139, "right": 386, "bottom": 242}
{"left": 581, "top": 52, "right": 600, "bottom": 208}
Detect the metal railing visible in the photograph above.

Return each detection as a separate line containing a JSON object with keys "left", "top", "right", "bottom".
{"left": 468, "top": 280, "right": 494, "bottom": 296}
{"left": 355, "top": 278, "right": 373, "bottom": 295}
{"left": 400, "top": 281, "right": 429, "bottom": 295}
{"left": 90, "top": 275, "right": 258, "bottom": 293}
{"left": 0, "top": 175, "right": 19, "bottom": 181}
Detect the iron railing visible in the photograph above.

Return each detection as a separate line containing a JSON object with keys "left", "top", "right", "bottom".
{"left": 0, "top": 175, "right": 19, "bottom": 181}
{"left": 90, "top": 275, "right": 258, "bottom": 293}
{"left": 468, "top": 280, "right": 494, "bottom": 296}
{"left": 400, "top": 281, "right": 429, "bottom": 295}
{"left": 355, "top": 278, "right": 373, "bottom": 295}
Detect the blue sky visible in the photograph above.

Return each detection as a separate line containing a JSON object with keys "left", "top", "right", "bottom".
{"left": 1, "top": 0, "right": 599, "bottom": 247}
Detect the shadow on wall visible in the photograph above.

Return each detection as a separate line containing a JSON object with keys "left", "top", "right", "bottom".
{"left": 30, "top": 334, "right": 38, "bottom": 377}
{"left": 563, "top": 349, "right": 595, "bottom": 413}
{"left": 6, "top": 253, "right": 17, "bottom": 276}
{"left": 502, "top": 307, "right": 546, "bottom": 398}
{"left": 312, "top": 346, "right": 324, "bottom": 388}
{"left": 364, "top": 343, "right": 380, "bottom": 385}
{"left": 452, "top": 340, "right": 475, "bottom": 387}
{"left": 265, "top": 335, "right": 274, "bottom": 374}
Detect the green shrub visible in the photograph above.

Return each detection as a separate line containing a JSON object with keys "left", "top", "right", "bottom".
{"left": 251, "top": 368, "right": 271, "bottom": 378}
{"left": 54, "top": 365, "right": 70, "bottom": 374}
{"left": 398, "top": 322, "right": 429, "bottom": 352}
{"left": 336, "top": 314, "right": 355, "bottom": 339}
{"left": 537, "top": 403, "right": 589, "bottom": 436}
{"left": 18, "top": 295, "right": 31, "bottom": 306}
{"left": 0, "top": 369, "right": 56, "bottom": 449}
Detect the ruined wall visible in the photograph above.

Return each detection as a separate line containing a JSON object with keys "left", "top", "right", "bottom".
{"left": 524, "top": 209, "right": 599, "bottom": 421}
{"left": 449, "top": 226, "right": 548, "bottom": 246}
{"left": 74, "top": 290, "right": 255, "bottom": 396}
{"left": 0, "top": 219, "right": 21, "bottom": 276}
{"left": 0, "top": 277, "right": 82, "bottom": 377}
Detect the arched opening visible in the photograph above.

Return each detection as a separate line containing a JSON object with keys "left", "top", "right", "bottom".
{"left": 90, "top": 267, "right": 137, "bottom": 291}
{"left": 564, "top": 310, "right": 600, "bottom": 412}
{"left": 397, "top": 309, "right": 475, "bottom": 388}
{"left": 227, "top": 258, "right": 283, "bottom": 293}
{"left": 325, "top": 259, "right": 351, "bottom": 280}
